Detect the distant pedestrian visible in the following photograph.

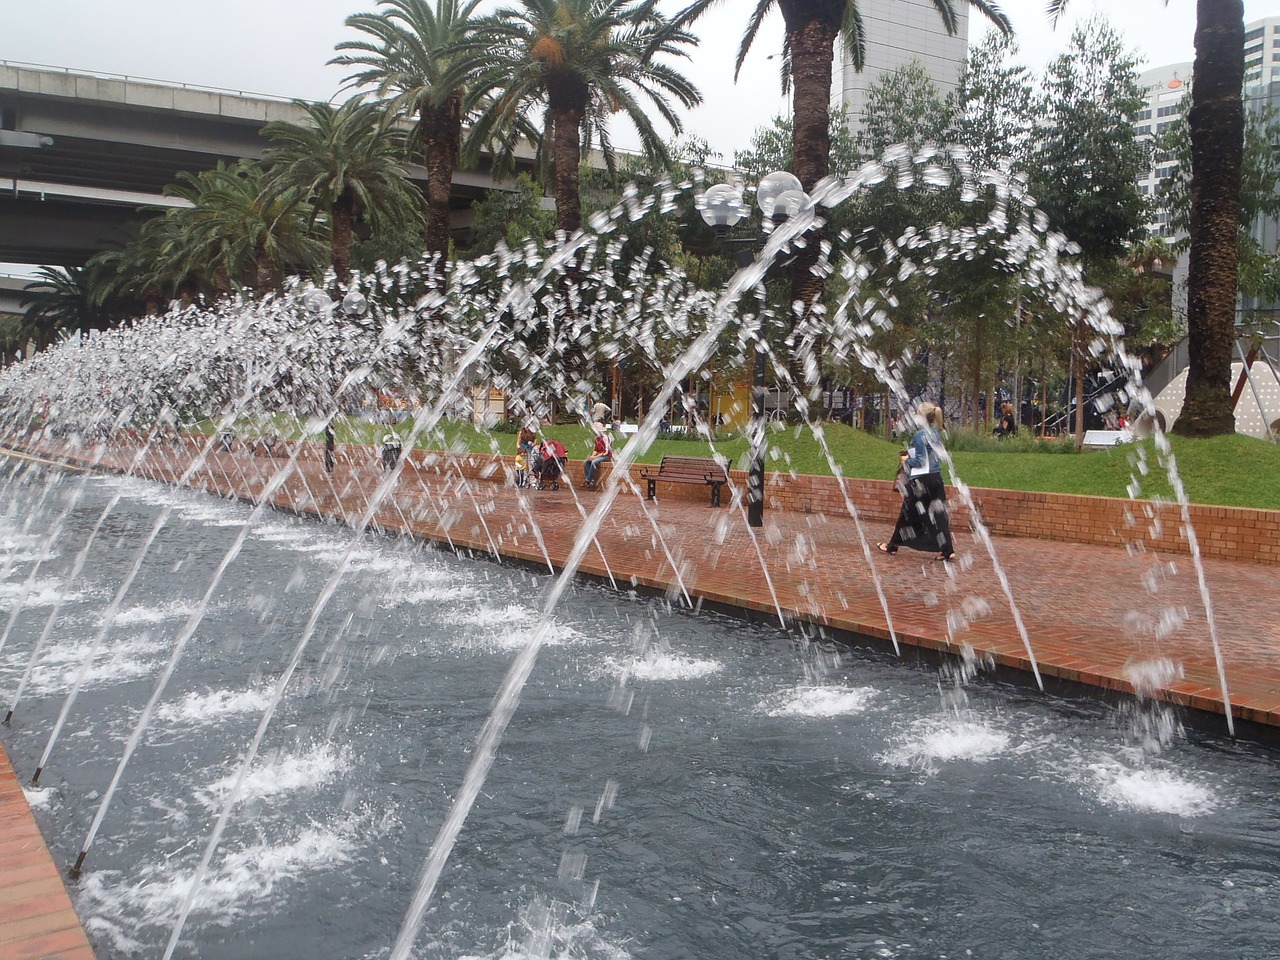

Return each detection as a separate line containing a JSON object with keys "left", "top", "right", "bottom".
{"left": 877, "top": 402, "right": 954, "bottom": 561}
{"left": 591, "top": 400, "right": 611, "bottom": 424}
{"left": 381, "top": 433, "right": 402, "bottom": 470}
{"left": 324, "top": 425, "right": 336, "bottom": 473}
{"left": 993, "top": 402, "right": 1017, "bottom": 439}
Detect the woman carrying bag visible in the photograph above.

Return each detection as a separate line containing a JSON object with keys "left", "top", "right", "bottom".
{"left": 877, "top": 402, "right": 955, "bottom": 562}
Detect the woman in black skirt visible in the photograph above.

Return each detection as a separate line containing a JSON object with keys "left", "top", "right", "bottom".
{"left": 877, "top": 402, "right": 954, "bottom": 561}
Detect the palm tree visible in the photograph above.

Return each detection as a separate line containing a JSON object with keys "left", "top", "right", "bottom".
{"left": 666, "top": 1, "right": 1010, "bottom": 318}
{"left": 263, "top": 99, "right": 423, "bottom": 285}
{"left": 20, "top": 265, "right": 108, "bottom": 347}
{"left": 331, "top": 0, "right": 490, "bottom": 261}
{"left": 469, "top": 0, "right": 701, "bottom": 236}
{"left": 172, "top": 161, "right": 324, "bottom": 296}
{"left": 1048, "top": 0, "right": 1241, "bottom": 437}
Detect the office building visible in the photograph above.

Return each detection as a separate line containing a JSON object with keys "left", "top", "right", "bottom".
{"left": 838, "top": 0, "right": 969, "bottom": 137}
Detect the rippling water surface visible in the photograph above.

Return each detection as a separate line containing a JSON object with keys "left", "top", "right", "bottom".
{"left": 2, "top": 472, "right": 1279, "bottom": 960}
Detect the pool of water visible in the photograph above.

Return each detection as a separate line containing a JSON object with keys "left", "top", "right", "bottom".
{"left": 2, "top": 470, "right": 1279, "bottom": 959}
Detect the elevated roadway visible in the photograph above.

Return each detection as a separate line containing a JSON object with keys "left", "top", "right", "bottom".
{"left": 0, "top": 61, "right": 536, "bottom": 267}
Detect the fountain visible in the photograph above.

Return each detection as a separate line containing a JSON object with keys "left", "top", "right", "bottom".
{"left": 1, "top": 153, "right": 1275, "bottom": 959}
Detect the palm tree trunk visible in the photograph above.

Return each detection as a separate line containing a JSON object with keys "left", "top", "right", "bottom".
{"left": 783, "top": 10, "right": 838, "bottom": 380}
{"left": 1175, "top": 0, "right": 1244, "bottom": 437}
{"left": 254, "top": 241, "right": 277, "bottom": 296}
{"left": 332, "top": 195, "right": 355, "bottom": 286}
{"left": 550, "top": 98, "right": 586, "bottom": 236}
{"left": 421, "top": 98, "right": 462, "bottom": 263}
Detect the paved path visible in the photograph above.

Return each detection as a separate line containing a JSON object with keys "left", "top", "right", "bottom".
{"left": 0, "top": 745, "right": 96, "bottom": 960}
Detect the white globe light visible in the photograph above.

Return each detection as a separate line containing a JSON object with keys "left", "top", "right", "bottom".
{"left": 302, "top": 289, "right": 332, "bottom": 314}
{"left": 341, "top": 291, "right": 369, "bottom": 317}
{"left": 774, "top": 189, "right": 814, "bottom": 220}
{"left": 756, "top": 171, "right": 803, "bottom": 219}
{"left": 699, "top": 183, "right": 746, "bottom": 228}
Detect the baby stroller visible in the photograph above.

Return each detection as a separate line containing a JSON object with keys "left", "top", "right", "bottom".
{"left": 531, "top": 439, "right": 568, "bottom": 490}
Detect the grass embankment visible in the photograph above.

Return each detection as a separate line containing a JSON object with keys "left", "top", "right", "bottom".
{"left": 194, "top": 415, "right": 1280, "bottom": 511}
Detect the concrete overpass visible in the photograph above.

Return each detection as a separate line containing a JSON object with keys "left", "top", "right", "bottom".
{"left": 0, "top": 61, "right": 538, "bottom": 267}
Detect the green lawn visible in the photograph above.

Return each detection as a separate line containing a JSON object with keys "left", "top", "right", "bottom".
{"left": 192, "top": 415, "right": 1280, "bottom": 511}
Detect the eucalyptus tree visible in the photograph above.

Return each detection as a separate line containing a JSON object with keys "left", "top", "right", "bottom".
{"left": 663, "top": 0, "right": 1012, "bottom": 323}
{"left": 263, "top": 99, "right": 423, "bottom": 285}
{"left": 331, "top": 0, "right": 489, "bottom": 261}
{"left": 468, "top": 0, "right": 702, "bottom": 236}
{"left": 1050, "top": 0, "right": 1243, "bottom": 436}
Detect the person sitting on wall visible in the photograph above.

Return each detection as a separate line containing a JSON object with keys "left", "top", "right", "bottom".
{"left": 582, "top": 422, "right": 613, "bottom": 487}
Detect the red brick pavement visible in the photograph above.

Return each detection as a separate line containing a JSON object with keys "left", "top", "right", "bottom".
{"left": 0, "top": 745, "right": 97, "bottom": 960}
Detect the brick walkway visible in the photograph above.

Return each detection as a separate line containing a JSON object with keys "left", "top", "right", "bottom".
{"left": 0, "top": 746, "right": 96, "bottom": 960}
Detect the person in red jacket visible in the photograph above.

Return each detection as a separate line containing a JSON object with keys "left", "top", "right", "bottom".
{"left": 583, "top": 422, "right": 613, "bottom": 487}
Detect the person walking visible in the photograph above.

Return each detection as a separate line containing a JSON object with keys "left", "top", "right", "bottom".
{"left": 877, "top": 402, "right": 954, "bottom": 561}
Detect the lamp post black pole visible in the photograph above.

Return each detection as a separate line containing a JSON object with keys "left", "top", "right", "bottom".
{"left": 720, "top": 239, "right": 767, "bottom": 528}
{"left": 747, "top": 339, "right": 766, "bottom": 527}
{"left": 703, "top": 178, "right": 802, "bottom": 530}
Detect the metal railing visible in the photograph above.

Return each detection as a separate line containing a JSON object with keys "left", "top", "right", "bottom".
{"left": 0, "top": 59, "right": 296, "bottom": 105}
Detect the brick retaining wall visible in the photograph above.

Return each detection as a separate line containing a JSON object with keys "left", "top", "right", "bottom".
{"left": 397, "top": 447, "right": 1277, "bottom": 566}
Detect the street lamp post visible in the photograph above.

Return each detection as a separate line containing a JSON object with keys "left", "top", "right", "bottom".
{"left": 699, "top": 173, "right": 807, "bottom": 529}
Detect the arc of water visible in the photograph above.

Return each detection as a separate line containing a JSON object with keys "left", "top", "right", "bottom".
{"left": 70, "top": 439, "right": 313, "bottom": 877}
{"left": 0, "top": 469, "right": 70, "bottom": 666}
{"left": 28, "top": 427, "right": 240, "bottom": 784}
{"left": 5, "top": 419, "right": 189, "bottom": 724}
{"left": 388, "top": 242, "right": 795, "bottom": 959}
{"left": 161, "top": 242, "right": 593, "bottom": 959}
{"left": 803, "top": 422, "right": 902, "bottom": 656}
{"left": 4, "top": 492, "right": 122, "bottom": 725}
{"left": 616, "top": 472, "right": 694, "bottom": 609}
{"left": 1145, "top": 413, "right": 1234, "bottom": 737}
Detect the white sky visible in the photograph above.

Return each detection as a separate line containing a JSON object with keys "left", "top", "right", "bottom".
{"left": 1, "top": 0, "right": 1278, "bottom": 161}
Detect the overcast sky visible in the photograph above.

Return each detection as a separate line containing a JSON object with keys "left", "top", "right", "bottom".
{"left": 2, "top": 0, "right": 1278, "bottom": 160}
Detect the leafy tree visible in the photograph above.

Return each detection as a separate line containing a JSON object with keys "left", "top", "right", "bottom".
{"left": 953, "top": 32, "right": 1034, "bottom": 176}
{"left": 469, "top": 172, "right": 555, "bottom": 254}
{"left": 1049, "top": 0, "right": 1244, "bottom": 436}
{"left": 469, "top": 0, "right": 701, "bottom": 236}
{"left": 332, "top": 0, "right": 489, "bottom": 260}
{"left": 1029, "top": 19, "right": 1148, "bottom": 265}
{"left": 1027, "top": 18, "right": 1148, "bottom": 447}
{"left": 262, "top": 99, "right": 423, "bottom": 285}
{"left": 664, "top": 0, "right": 1012, "bottom": 329}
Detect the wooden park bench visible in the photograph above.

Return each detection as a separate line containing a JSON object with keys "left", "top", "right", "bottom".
{"left": 639, "top": 455, "right": 729, "bottom": 507}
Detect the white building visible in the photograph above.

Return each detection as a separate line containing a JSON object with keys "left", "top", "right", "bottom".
{"left": 1135, "top": 62, "right": 1191, "bottom": 239}
{"left": 837, "top": 0, "right": 969, "bottom": 137}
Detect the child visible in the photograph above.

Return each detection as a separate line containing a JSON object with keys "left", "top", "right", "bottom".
{"left": 514, "top": 451, "right": 528, "bottom": 488}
